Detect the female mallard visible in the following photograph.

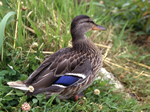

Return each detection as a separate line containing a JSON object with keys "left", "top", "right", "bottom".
{"left": 7, "top": 15, "right": 106, "bottom": 100}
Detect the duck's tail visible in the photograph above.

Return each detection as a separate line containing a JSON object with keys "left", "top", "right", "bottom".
{"left": 7, "top": 81, "right": 29, "bottom": 91}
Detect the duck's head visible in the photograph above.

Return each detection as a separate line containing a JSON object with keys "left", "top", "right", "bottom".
{"left": 71, "top": 15, "right": 106, "bottom": 42}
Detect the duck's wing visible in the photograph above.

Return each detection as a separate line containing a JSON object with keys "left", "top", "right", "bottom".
{"left": 25, "top": 48, "right": 92, "bottom": 90}
{"left": 26, "top": 57, "right": 92, "bottom": 97}
{"left": 53, "top": 58, "right": 92, "bottom": 87}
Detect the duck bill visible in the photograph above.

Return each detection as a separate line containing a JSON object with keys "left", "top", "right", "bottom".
{"left": 92, "top": 25, "right": 106, "bottom": 31}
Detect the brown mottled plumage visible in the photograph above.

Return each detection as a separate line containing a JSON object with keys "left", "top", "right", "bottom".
{"left": 7, "top": 15, "right": 106, "bottom": 100}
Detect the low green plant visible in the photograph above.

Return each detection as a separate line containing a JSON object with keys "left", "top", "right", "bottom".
{"left": 108, "top": 0, "right": 150, "bottom": 35}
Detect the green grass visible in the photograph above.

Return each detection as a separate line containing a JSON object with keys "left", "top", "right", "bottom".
{"left": 0, "top": 11, "right": 15, "bottom": 62}
{"left": 0, "top": 0, "right": 150, "bottom": 111}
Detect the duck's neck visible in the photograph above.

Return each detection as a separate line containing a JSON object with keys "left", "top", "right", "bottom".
{"left": 71, "top": 34, "right": 86, "bottom": 43}
{"left": 71, "top": 26, "right": 87, "bottom": 42}
{"left": 72, "top": 35, "right": 100, "bottom": 54}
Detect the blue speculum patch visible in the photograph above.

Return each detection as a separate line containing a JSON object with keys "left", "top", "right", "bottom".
{"left": 54, "top": 75, "right": 80, "bottom": 86}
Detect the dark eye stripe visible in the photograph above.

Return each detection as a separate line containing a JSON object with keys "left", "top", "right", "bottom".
{"left": 86, "top": 20, "right": 94, "bottom": 24}
{"left": 78, "top": 20, "right": 95, "bottom": 25}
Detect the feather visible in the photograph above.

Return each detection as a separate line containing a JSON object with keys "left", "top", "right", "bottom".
{"left": 65, "top": 73, "right": 86, "bottom": 78}
{"left": 7, "top": 81, "right": 29, "bottom": 91}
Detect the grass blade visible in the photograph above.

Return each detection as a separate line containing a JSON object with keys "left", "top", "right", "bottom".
{"left": 114, "top": 21, "right": 128, "bottom": 48}
{"left": 0, "top": 11, "right": 15, "bottom": 62}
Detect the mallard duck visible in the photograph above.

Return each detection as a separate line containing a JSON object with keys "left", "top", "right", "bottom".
{"left": 7, "top": 15, "right": 106, "bottom": 100}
